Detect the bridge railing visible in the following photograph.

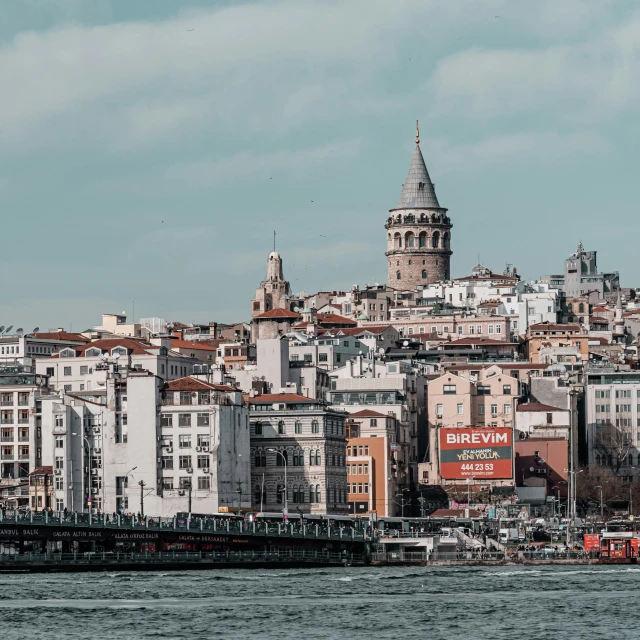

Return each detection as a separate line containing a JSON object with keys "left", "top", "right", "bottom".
{"left": 0, "top": 549, "right": 360, "bottom": 565}
{"left": 0, "top": 509, "right": 371, "bottom": 542}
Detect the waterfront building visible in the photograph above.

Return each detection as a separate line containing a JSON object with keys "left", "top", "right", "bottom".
{"left": 345, "top": 410, "right": 406, "bottom": 517}
{"left": 248, "top": 393, "right": 348, "bottom": 515}
{"left": 0, "top": 363, "right": 50, "bottom": 483}
{"left": 329, "top": 355, "right": 426, "bottom": 488}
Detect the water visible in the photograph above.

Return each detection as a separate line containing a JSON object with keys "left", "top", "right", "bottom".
{"left": 0, "top": 565, "right": 638, "bottom": 639}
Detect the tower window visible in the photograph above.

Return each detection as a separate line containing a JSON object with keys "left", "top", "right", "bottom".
{"left": 396, "top": 272, "right": 401, "bottom": 280}
{"left": 408, "top": 260, "right": 412, "bottom": 265}
{"left": 422, "top": 270, "right": 427, "bottom": 279}
{"left": 418, "top": 182, "right": 424, "bottom": 190}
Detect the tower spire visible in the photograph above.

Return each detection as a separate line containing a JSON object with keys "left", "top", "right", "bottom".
{"left": 415, "top": 120, "right": 420, "bottom": 144}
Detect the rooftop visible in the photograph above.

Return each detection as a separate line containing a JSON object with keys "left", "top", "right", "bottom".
{"left": 517, "top": 402, "right": 566, "bottom": 413}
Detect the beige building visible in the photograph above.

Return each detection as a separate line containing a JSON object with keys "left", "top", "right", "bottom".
{"left": 526, "top": 322, "right": 589, "bottom": 363}
{"left": 251, "top": 251, "right": 293, "bottom": 319}
{"left": 421, "top": 366, "right": 522, "bottom": 486}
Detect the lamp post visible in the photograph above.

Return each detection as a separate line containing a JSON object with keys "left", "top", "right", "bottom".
{"left": 268, "top": 449, "right": 287, "bottom": 515}
{"left": 71, "top": 432, "right": 91, "bottom": 512}
{"left": 395, "top": 488, "right": 410, "bottom": 518}
{"left": 594, "top": 485, "right": 603, "bottom": 520}
{"left": 123, "top": 466, "right": 137, "bottom": 514}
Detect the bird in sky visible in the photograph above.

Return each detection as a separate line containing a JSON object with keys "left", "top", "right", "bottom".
{"left": 187, "top": 28, "right": 195, "bottom": 31}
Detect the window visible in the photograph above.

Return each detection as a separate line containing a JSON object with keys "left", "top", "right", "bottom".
{"left": 443, "top": 385, "right": 457, "bottom": 395}
{"left": 491, "top": 404, "right": 498, "bottom": 417}
{"left": 63, "top": 367, "right": 72, "bottom": 376}
{"left": 436, "top": 404, "right": 443, "bottom": 417}
{"left": 179, "top": 434, "right": 191, "bottom": 448}
{"left": 278, "top": 421, "right": 285, "bottom": 435}
{"left": 477, "top": 385, "right": 490, "bottom": 396}
{"left": 457, "top": 404, "right": 463, "bottom": 415}
{"left": 370, "top": 418, "right": 377, "bottom": 427}
{"left": 255, "top": 422, "right": 263, "bottom": 435}
{"left": 311, "top": 420, "right": 319, "bottom": 434}
{"left": 503, "top": 385, "right": 511, "bottom": 395}
{"left": 55, "top": 477, "right": 64, "bottom": 491}
{"left": 161, "top": 414, "right": 173, "bottom": 427}
{"left": 160, "top": 477, "right": 174, "bottom": 490}
{"left": 495, "top": 325, "right": 501, "bottom": 334}
{"left": 197, "top": 413, "right": 209, "bottom": 427}
{"left": 396, "top": 272, "right": 401, "bottom": 280}
{"left": 197, "top": 455, "right": 209, "bottom": 469}
{"left": 179, "top": 477, "right": 192, "bottom": 489}
{"left": 55, "top": 456, "right": 64, "bottom": 470}
{"left": 179, "top": 455, "right": 192, "bottom": 469}
{"left": 504, "top": 404, "right": 511, "bottom": 415}
{"left": 319, "top": 353, "right": 328, "bottom": 362}
{"left": 55, "top": 437, "right": 64, "bottom": 449}
{"left": 178, "top": 414, "right": 191, "bottom": 427}
{"left": 198, "top": 476, "right": 210, "bottom": 490}
{"left": 421, "top": 270, "right": 427, "bottom": 279}
{"left": 295, "top": 420, "right": 302, "bottom": 434}
{"left": 162, "top": 456, "right": 173, "bottom": 469}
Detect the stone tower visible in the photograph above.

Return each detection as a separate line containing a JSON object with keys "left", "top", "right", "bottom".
{"left": 385, "top": 122, "right": 452, "bottom": 288}
{"left": 251, "top": 251, "right": 292, "bottom": 318}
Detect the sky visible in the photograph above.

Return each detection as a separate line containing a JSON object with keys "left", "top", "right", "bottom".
{"left": 1, "top": 0, "right": 639, "bottom": 331}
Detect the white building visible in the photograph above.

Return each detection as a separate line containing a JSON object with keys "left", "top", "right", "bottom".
{"left": 40, "top": 371, "right": 250, "bottom": 516}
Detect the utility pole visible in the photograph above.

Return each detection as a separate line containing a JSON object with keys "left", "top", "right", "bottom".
{"left": 236, "top": 480, "right": 244, "bottom": 514}
{"left": 187, "top": 480, "right": 192, "bottom": 514}
{"left": 138, "top": 480, "right": 146, "bottom": 517}
{"left": 595, "top": 485, "right": 603, "bottom": 520}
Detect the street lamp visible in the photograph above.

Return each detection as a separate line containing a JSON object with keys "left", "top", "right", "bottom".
{"left": 594, "top": 485, "right": 603, "bottom": 520}
{"left": 267, "top": 449, "right": 287, "bottom": 515}
{"left": 395, "top": 488, "right": 410, "bottom": 518}
{"left": 71, "top": 432, "right": 92, "bottom": 512}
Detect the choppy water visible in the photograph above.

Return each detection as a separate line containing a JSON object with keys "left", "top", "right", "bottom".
{"left": 0, "top": 565, "right": 638, "bottom": 639}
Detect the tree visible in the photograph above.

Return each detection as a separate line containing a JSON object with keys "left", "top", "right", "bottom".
{"left": 592, "top": 421, "right": 633, "bottom": 474}
{"left": 575, "top": 465, "right": 623, "bottom": 505}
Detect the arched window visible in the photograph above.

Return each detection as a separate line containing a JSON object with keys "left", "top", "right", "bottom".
{"left": 278, "top": 420, "right": 285, "bottom": 434}
{"left": 292, "top": 485, "right": 299, "bottom": 503}
{"left": 276, "top": 484, "right": 283, "bottom": 504}
{"left": 292, "top": 450, "right": 299, "bottom": 466}
{"left": 111, "top": 346, "right": 128, "bottom": 357}
{"left": 419, "top": 232, "right": 427, "bottom": 247}
{"left": 254, "top": 451, "right": 262, "bottom": 467}
{"left": 443, "top": 232, "right": 450, "bottom": 249}
{"left": 315, "top": 485, "right": 321, "bottom": 503}
{"left": 295, "top": 420, "right": 302, "bottom": 434}
{"left": 406, "top": 233, "right": 415, "bottom": 247}
{"left": 316, "top": 450, "right": 322, "bottom": 466}
{"left": 309, "top": 486, "right": 315, "bottom": 503}
{"left": 299, "top": 449, "right": 305, "bottom": 466}
{"left": 568, "top": 303, "right": 573, "bottom": 312}
{"left": 261, "top": 451, "right": 266, "bottom": 467}
{"left": 579, "top": 303, "right": 585, "bottom": 314}
{"left": 282, "top": 450, "right": 288, "bottom": 465}
{"left": 85, "top": 347, "right": 102, "bottom": 358}
{"left": 254, "top": 485, "right": 261, "bottom": 504}
{"left": 311, "top": 420, "right": 319, "bottom": 434}
{"left": 396, "top": 272, "right": 401, "bottom": 280}
{"left": 421, "top": 270, "right": 427, "bottom": 279}
{"left": 431, "top": 231, "right": 440, "bottom": 248}
{"left": 394, "top": 233, "right": 402, "bottom": 249}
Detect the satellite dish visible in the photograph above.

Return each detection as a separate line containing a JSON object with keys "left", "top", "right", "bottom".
{"left": 4, "top": 325, "right": 13, "bottom": 335}
{"left": 114, "top": 354, "right": 120, "bottom": 360}
{"left": 0, "top": 326, "right": 5, "bottom": 334}
{"left": 16, "top": 328, "right": 23, "bottom": 335}
{"left": 294, "top": 307, "right": 301, "bottom": 313}
{"left": 403, "top": 340, "right": 409, "bottom": 347}
{"left": 32, "top": 327, "right": 40, "bottom": 334}
{"left": 529, "top": 467, "right": 535, "bottom": 473}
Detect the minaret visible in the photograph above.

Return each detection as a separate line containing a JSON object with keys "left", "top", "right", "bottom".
{"left": 385, "top": 121, "right": 452, "bottom": 288}
{"left": 613, "top": 290, "right": 625, "bottom": 343}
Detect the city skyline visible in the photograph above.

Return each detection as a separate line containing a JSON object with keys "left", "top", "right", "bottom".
{"left": 1, "top": 0, "right": 639, "bottom": 329}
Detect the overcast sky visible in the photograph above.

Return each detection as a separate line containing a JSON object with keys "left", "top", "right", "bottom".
{"left": 1, "top": 0, "right": 638, "bottom": 331}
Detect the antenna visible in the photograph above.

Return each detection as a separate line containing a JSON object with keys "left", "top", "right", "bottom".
{"left": 273, "top": 230, "right": 276, "bottom": 252}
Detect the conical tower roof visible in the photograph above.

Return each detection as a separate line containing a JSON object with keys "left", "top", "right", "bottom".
{"left": 396, "top": 121, "right": 441, "bottom": 209}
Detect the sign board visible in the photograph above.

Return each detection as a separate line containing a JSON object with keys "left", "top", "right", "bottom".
{"left": 438, "top": 427, "right": 513, "bottom": 480}
{"left": 583, "top": 533, "right": 600, "bottom": 552}
{"left": 390, "top": 442, "right": 398, "bottom": 452}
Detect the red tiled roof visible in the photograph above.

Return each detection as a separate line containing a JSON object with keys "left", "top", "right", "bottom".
{"left": 164, "top": 377, "right": 236, "bottom": 392}
{"left": 31, "top": 466, "right": 54, "bottom": 475}
{"left": 517, "top": 402, "right": 565, "bottom": 412}
{"left": 316, "top": 313, "right": 357, "bottom": 325}
{"left": 529, "top": 322, "right": 583, "bottom": 332}
{"left": 32, "top": 332, "right": 90, "bottom": 343}
{"left": 589, "top": 317, "right": 609, "bottom": 324}
{"left": 248, "top": 393, "right": 316, "bottom": 404}
{"left": 589, "top": 337, "right": 611, "bottom": 345}
{"left": 348, "top": 409, "right": 390, "bottom": 419}
{"left": 592, "top": 306, "right": 609, "bottom": 313}
{"left": 52, "top": 338, "right": 155, "bottom": 357}
{"left": 254, "top": 309, "right": 302, "bottom": 320}
{"left": 168, "top": 339, "right": 219, "bottom": 351}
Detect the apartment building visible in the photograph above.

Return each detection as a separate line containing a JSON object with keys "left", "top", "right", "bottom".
{"left": 39, "top": 372, "right": 250, "bottom": 515}
{"left": 422, "top": 365, "right": 522, "bottom": 486}
{"left": 526, "top": 322, "right": 589, "bottom": 364}
{"left": 248, "top": 393, "right": 348, "bottom": 515}
{"left": 345, "top": 409, "right": 406, "bottom": 517}
{"left": 35, "top": 337, "right": 198, "bottom": 394}
{"left": 0, "top": 363, "right": 50, "bottom": 481}
{"left": 329, "top": 356, "right": 426, "bottom": 487}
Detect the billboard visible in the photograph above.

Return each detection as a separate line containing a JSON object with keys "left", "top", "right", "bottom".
{"left": 438, "top": 427, "right": 513, "bottom": 480}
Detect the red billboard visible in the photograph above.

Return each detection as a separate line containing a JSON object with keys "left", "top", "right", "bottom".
{"left": 438, "top": 427, "right": 513, "bottom": 480}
